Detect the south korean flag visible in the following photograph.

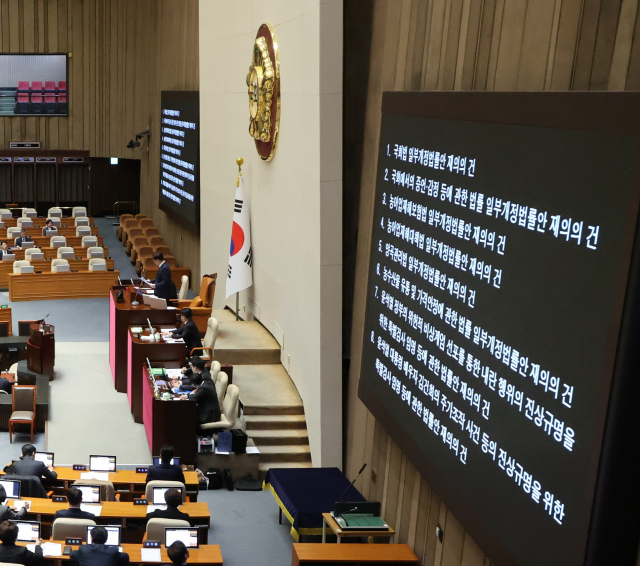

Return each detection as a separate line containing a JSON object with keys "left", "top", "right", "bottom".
{"left": 226, "top": 175, "right": 253, "bottom": 298}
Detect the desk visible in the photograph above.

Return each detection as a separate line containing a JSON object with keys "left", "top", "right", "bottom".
{"left": 263, "top": 468, "right": 366, "bottom": 541}
{"left": 4, "top": 216, "right": 95, "bottom": 227}
{"left": 27, "top": 322, "right": 55, "bottom": 378}
{"left": 109, "top": 289, "right": 178, "bottom": 393}
{"left": 16, "top": 541, "right": 223, "bottom": 566}
{"left": 321, "top": 513, "right": 395, "bottom": 544}
{"left": 8, "top": 270, "right": 120, "bottom": 301}
{"left": 0, "top": 246, "right": 110, "bottom": 262}
{"left": 17, "top": 226, "right": 99, "bottom": 238}
{"left": 128, "top": 327, "right": 186, "bottom": 423}
{"left": 143, "top": 365, "right": 197, "bottom": 465}
{"left": 32, "top": 235, "right": 104, "bottom": 248}
{"left": 292, "top": 544, "right": 418, "bottom": 565}
{"left": 0, "top": 259, "right": 115, "bottom": 288}
{"left": 0, "top": 305, "right": 12, "bottom": 335}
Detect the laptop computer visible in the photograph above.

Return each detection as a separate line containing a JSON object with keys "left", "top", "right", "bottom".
{"left": 29, "top": 252, "right": 44, "bottom": 260}
{"left": 19, "top": 266, "right": 34, "bottom": 274}
{"left": 21, "top": 241, "right": 34, "bottom": 249}
{"left": 33, "top": 451, "right": 54, "bottom": 468}
{"left": 74, "top": 485, "right": 101, "bottom": 504}
{"left": 60, "top": 250, "right": 74, "bottom": 260}
{"left": 153, "top": 486, "right": 183, "bottom": 505}
{"left": 0, "top": 479, "right": 20, "bottom": 499}
{"left": 152, "top": 457, "right": 180, "bottom": 466}
{"left": 87, "top": 525, "right": 121, "bottom": 546}
{"left": 164, "top": 527, "right": 199, "bottom": 548}
{"left": 2, "top": 254, "right": 15, "bottom": 261}
{"left": 143, "top": 295, "right": 167, "bottom": 310}
{"left": 15, "top": 521, "right": 40, "bottom": 542}
{"left": 89, "top": 455, "right": 116, "bottom": 472}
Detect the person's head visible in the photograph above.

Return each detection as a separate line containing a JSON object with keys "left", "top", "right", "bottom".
{"left": 191, "top": 358, "right": 205, "bottom": 374}
{"left": 160, "top": 445, "right": 175, "bottom": 464}
{"left": 45, "top": 219, "right": 53, "bottom": 227}
{"left": 191, "top": 373, "right": 203, "bottom": 387}
{"left": 21, "top": 443, "right": 36, "bottom": 458}
{"left": 152, "top": 252, "right": 164, "bottom": 266}
{"left": 164, "top": 488, "right": 182, "bottom": 509}
{"left": 167, "top": 540, "right": 189, "bottom": 565}
{"left": 90, "top": 526, "right": 108, "bottom": 545}
{"left": 20, "top": 229, "right": 26, "bottom": 236}
{"left": 0, "top": 521, "right": 19, "bottom": 545}
{"left": 0, "top": 485, "right": 7, "bottom": 505}
{"left": 180, "top": 308, "right": 192, "bottom": 324}
{"left": 67, "top": 487, "right": 83, "bottom": 507}
{"left": 0, "top": 240, "right": 7, "bottom": 250}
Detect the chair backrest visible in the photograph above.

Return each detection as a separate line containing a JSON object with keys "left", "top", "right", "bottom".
{"left": 50, "top": 236, "right": 66, "bottom": 247}
{"left": 146, "top": 518, "right": 190, "bottom": 541}
{"left": 119, "top": 214, "right": 133, "bottom": 224}
{"left": 72, "top": 478, "right": 116, "bottom": 501}
{"left": 16, "top": 217, "right": 32, "bottom": 228}
{"left": 7, "top": 227, "right": 20, "bottom": 238}
{"left": 154, "top": 245, "right": 171, "bottom": 257}
{"left": 164, "top": 256, "right": 177, "bottom": 268}
{"left": 86, "top": 246, "right": 104, "bottom": 258}
{"left": 12, "top": 385, "right": 36, "bottom": 412}
{"left": 133, "top": 237, "right": 148, "bottom": 249}
{"left": 137, "top": 246, "right": 153, "bottom": 262}
{"left": 13, "top": 260, "right": 31, "bottom": 274}
{"left": 135, "top": 214, "right": 148, "bottom": 220}
{"left": 58, "top": 80, "right": 67, "bottom": 92}
{"left": 0, "top": 209, "right": 12, "bottom": 219}
{"left": 51, "top": 518, "right": 96, "bottom": 541}
{"left": 144, "top": 257, "right": 156, "bottom": 270}
{"left": 18, "top": 81, "right": 29, "bottom": 91}
{"left": 51, "top": 259, "right": 69, "bottom": 272}
{"left": 31, "top": 81, "right": 43, "bottom": 92}
{"left": 74, "top": 217, "right": 90, "bottom": 226}
{"left": 76, "top": 226, "right": 92, "bottom": 237}
{"left": 88, "top": 258, "right": 107, "bottom": 271}
{"left": 221, "top": 384, "right": 239, "bottom": 426}
{"left": 82, "top": 236, "right": 98, "bottom": 247}
{"left": 123, "top": 219, "right": 138, "bottom": 231}
{"left": 72, "top": 206, "right": 87, "bottom": 217}
{"left": 216, "top": 372, "right": 228, "bottom": 409}
{"left": 203, "top": 317, "right": 219, "bottom": 351}
{"left": 210, "top": 361, "right": 221, "bottom": 384}
{"left": 128, "top": 228, "right": 143, "bottom": 240}
{"left": 57, "top": 246, "right": 74, "bottom": 258}
{"left": 149, "top": 236, "right": 164, "bottom": 248}
{"left": 145, "top": 480, "right": 187, "bottom": 502}
{"left": 139, "top": 218, "right": 154, "bottom": 230}
{"left": 44, "top": 81, "right": 56, "bottom": 91}
{"left": 143, "top": 227, "right": 159, "bottom": 238}
{"left": 179, "top": 275, "right": 189, "bottom": 300}
{"left": 22, "top": 208, "right": 36, "bottom": 217}
{"left": 48, "top": 207, "right": 63, "bottom": 218}
{"left": 24, "top": 248, "right": 41, "bottom": 260}
{"left": 192, "top": 274, "right": 217, "bottom": 308}
{"left": 50, "top": 217, "right": 62, "bottom": 227}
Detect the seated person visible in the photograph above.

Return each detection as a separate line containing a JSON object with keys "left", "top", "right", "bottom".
{"left": 53, "top": 486, "right": 95, "bottom": 520}
{"left": 12, "top": 444, "right": 58, "bottom": 485}
{"left": 0, "top": 520, "right": 42, "bottom": 565}
{"left": 180, "top": 372, "right": 221, "bottom": 429}
{"left": 146, "top": 488, "right": 190, "bottom": 523}
{"left": 170, "top": 357, "right": 209, "bottom": 393}
{"left": 0, "top": 373, "right": 13, "bottom": 394}
{"left": 70, "top": 525, "right": 129, "bottom": 566}
{"left": 41, "top": 219, "right": 55, "bottom": 236}
{"left": 167, "top": 540, "right": 189, "bottom": 566}
{"left": 0, "top": 484, "right": 28, "bottom": 521}
{"left": 162, "top": 308, "right": 201, "bottom": 356}
{"left": 146, "top": 445, "right": 185, "bottom": 484}
{"left": 0, "top": 240, "right": 11, "bottom": 257}
{"left": 14, "top": 228, "right": 32, "bottom": 249}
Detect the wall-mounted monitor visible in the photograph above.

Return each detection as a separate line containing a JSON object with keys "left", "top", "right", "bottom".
{"left": 358, "top": 91, "right": 640, "bottom": 566}
{"left": 0, "top": 54, "right": 68, "bottom": 117}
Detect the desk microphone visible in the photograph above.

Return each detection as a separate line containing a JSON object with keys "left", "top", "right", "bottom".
{"left": 131, "top": 287, "right": 143, "bottom": 306}
{"left": 38, "top": 313, "right": 50, "bottom": 324}
{"left": 339, "top": 463, "right": 367, "bottom": 502}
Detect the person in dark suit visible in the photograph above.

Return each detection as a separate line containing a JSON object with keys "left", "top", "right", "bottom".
{"left": 0, "top": 240, "right": 11, "bottom": 257}
{"left": 146, "top": 488, "right": 190, "bottom": 523}
{"left": 69, "top": 526, "right": 129, "bottom": 566}
{"left": 180, "top": 373, "right": 221, "bottom": 427}
{"left": 0, "top": 520, "right": 43, "bottom": 565}
{"left": 41, "top": 219, "right": 56, "bottom": 236}
{"left": 163, "top": 308, "right": 201, "bottom": 356}
{"left": 145, "top": 445, "right": 185, "bottom": 485}
{"left": 0, "top": 485, "right": 28, "bottom": 522}
{"left": 14, "top": 228, "right": 32, "bottom": 249}
{"left": 150, "top": 252, "right": 174, "bottom": 300}
{"left": 13, "top": 444, "right": 58, "bottom": 486}
{"left": 167, "top": 541, "right": 189, "bottom": 565}
{"left": 53, "top": 487, "right": 96, "bottom": 521}
{"left": 171, "top": 357, "right": 209, "bottom": 393}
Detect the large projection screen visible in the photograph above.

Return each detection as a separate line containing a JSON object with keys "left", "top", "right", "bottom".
{"left": 358, "top": 92, "right": 640, "bottom": 566}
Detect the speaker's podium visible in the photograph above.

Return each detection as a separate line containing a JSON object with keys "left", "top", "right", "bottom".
{"left": 27, "top": 322, "right": 55, "bottom": 379}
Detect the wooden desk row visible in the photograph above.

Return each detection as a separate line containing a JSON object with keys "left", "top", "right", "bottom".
{"left": 0, "top": 258, "right": 114, "bottom": 288}
{"left": 29, "top": 235, "right": 104, "bottom": 248}
{"left": 2, "top": 216, "right": 95, "bottom": 228}
{"left": 16, "top": 541, "right": 223, "bottom": 566}
{"left": 8, "top": 270, "right": 120, "bottom": 301}
{"left": 6, "top": 225, "right": 99, "bottom": 238}
{"left": 4, "top": 246, "right": 110, "bottom": 261}
{"left": 292, "top": 544, "right": 418, "bottom": 565}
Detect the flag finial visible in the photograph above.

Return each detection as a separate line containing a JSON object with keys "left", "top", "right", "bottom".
{"left": 236, "top": 157, "right": 244, "bottom": 186}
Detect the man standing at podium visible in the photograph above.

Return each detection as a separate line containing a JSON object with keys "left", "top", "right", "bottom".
{"left": 149, "top": 252, "right": 174, "bottom": 302}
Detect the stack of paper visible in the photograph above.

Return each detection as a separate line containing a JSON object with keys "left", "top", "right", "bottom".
{"left": 27, "top": 543, "right": 62, "bottom": 557}
{"left": 141, "top": 548, "right": 162, "bottom": 562}
{"left": 80, "top": 472, "right": 109, "bottom": 481}
{"left": 80, "top": 504, "right": 102, "bottom": 516}
{"left": 146, "top": 504, "right": 167, "bottom": 513}
{"left": 12, "top": 500, "right": 31, "bottom": 509}
{"left": 165, "top": 338, "right": 184, "bottom": 344}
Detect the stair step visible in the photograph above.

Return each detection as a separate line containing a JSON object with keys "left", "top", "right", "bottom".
{"left": 243, "top": 405, "right": 304, "bottom": 416}
{"left": 258, "top": 445, "right": 311, "bottom": 463}
{"left": 244, "top": 414, "right": 307, "bottom": 430}
{"left": 250, "top": 429, "right": 309, "bottom": 446}
{"left": 259, "top": 461, "right": 313, "bottom": 476}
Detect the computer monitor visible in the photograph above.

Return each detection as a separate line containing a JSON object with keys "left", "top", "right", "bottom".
{"left": 29, "top": 252, "right": 44, "bottom": 261}
{"left": 89, "top": 455, "right": 116, "bottom": 472}
{"left": 33, "top": 451, "right": 54, "bottom": 468}
{"left": 15, "top": 521, "right": 40, "bottom": 542}
{"left": 74, "top": 484, "right": 101, "bottom": 504}
{"left": 0, "top": 479, "right": 20, "bottom": 499}
{"left": 164, "top": 527, "right": 199, "bottom": 548}
{"left": 45, "top": 229, "right": 58, "bottom": 236}
{"left": 19, "top": 266, "right": 34, "bottom": 274}
{"left": 21, "top": 241, "right": 34, "bottom": 249}
{"left": 2, "top": 254, "right": 15, "bottom": 261}
{"left": 153, "top": 486, "right": 183, "bottom": 505}
{"left": 87, "top": 525, "right": 121, "bottom": 546}
{"left": 152, "top": 457, "right": 180, "bottom": 466}
{"left": 90, "top": 250, "right": 104, "bottom": 258}
{"left": 60, "top": 251, "right": 74, "bottom": 260}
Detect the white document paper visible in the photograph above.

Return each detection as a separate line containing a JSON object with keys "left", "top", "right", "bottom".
{"left": 215, "top": 448, "right": 230, "bottom": 455}
{"left": 141, "top": 548, "right": 162, "bottom": 562}
{"left": 12, "top": 499, "right": 30, "bottom": 509}
{"left": 165, "top": 369, "right": 182, "bottom": 378}
{"left": 80, "top": 504, "right": 102, "bottom": 516}
{"left": 165, "top": 339, "right": 184, "bottom": 344}
{"left": 80, "top": 472, "right": 109, "bottom": 481}
{"left": 146, "top": 504, "right": 167, "bottom": 513}
{"left": 245, "top": 446, "right": 261, "bottom": 454}
{"left": 140, "top": 336, "right": 152, "bottom": 341}
{"left": 28, "top": 542, "right": 62, "bottom": 557}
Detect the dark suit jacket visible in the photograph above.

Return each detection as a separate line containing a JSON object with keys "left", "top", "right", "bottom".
{"left": 54, "top": 507, "right": 96, "bottom": 521}
{"left": 0, "top": 542, "right": 43, "bottom": 565}
{"left": 15, "top": 236, "right": 31, "bottom": 248}
{"left": 0, "top": 248, "right": 11, "bottom": 256}
{"left": 152, "top": 262, "right": 173, "bottom": 300}
{"left": 145, "top": 506, "right": 190, "bottom": 523}
{"left": 0, "top": 377, "right": 12, "bottom": 393}
{"left": 69, "top": 544, "right": 129, "bottom": 566}
{"left": 171, "top": 319, "right": 201, "bottom": 355}
{"left": 0, "top": 503, "right": 26, "bottom": 521}
{"left": 145, "top": 463, "right": 185, "bottom": 485}
{"left": 189, "top": 379, "right": 221, "bottom": 424}
{"left": 12, "top": 457, "right": 58, "bottom": 482}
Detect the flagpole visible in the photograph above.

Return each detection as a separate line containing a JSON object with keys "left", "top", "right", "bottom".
{"left": 235, "top": 157, "right": 243, "bottom": 322}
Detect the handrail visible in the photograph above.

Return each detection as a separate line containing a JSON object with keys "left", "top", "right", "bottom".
{"left": 113, "top": 201, "right": 139, "bottom": 218}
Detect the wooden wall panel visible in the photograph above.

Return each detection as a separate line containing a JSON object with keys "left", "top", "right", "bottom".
{"left": 0, "top": 0, "right": 200, "bottom": 290}
{"left": 345, "top": 1, "right": 640, "bottom": 565}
